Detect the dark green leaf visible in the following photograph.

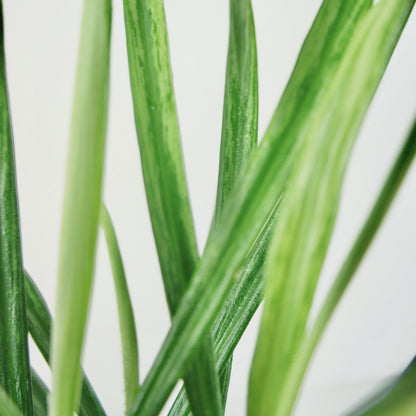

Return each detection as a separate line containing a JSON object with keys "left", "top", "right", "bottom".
{"left": 123, "top": 0, "right": 222, "bottom": 415}
{"left": 0, "top": 2, "right": 33, "bottom": 414}
{"left": 168, "top": 0, "right": 258, "bottom": 413}
{"left": 31, "top": 370, "right": 48, "bottom": 416}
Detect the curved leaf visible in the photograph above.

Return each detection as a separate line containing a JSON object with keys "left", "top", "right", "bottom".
{"left": 249, "top": 2, "right": 416, "bottom": 415}
{"left": 349, "top": 356, "right": 416, "bottom": 415}
{"left": 100, "top": 204, "right": 139, "bottom": 410}
{"left": 128, "top": 1, "right": 415, "bottom": 414}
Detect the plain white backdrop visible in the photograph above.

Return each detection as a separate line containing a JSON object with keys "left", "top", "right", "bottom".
{"left": 3, "top": 1, "right": 416, "bottom": 414}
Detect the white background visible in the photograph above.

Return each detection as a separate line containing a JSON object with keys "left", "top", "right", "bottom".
{"left": 3, "top": 1, "right": 416, "bottom": 415}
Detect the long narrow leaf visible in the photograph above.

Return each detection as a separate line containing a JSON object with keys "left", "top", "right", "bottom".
{"left": 49, "top": 0, "right": 111, "bottom": 415}
{"left": 213, "top": 0, "right": 258, "bottom": 225}
{"left": 24, "top": 272, "right": 106, "bottom": 416}
{"left": 0, "top": 385, "right": 22, "bottom": 416}
{"left": 249, "top": 2, "right": 416, "bottom": 415}
{"left": 348, "top": 356, "right": 416, "bottom": 415}
{"left": 100, "top": 204, "right": 139, "bottom": 410}
{"left": 0, "top": 3, "right": 33, "bottom": 414}
{"left": 31, "top": 370, "right": 48, "bottom": 416}
{"left": 168, "top": 209, "right": 275, "bottom": 416}
{"left": 122, "top": 1, "right": 222, "bottom": 415}
{"left": 128, "top": 1, "right": 407, "bottom": 413}
{"left": 276, "top": 116, "right": 416, "bottom": 416}
{"left": 168, "top": 1, "right": 258, "bottom": 414}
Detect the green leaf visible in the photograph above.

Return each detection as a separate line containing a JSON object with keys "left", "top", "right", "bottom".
{"left": 214, "top": 0, "right": 258, "bottom": 225}
{"left": 25, "top": 272, "right": 106, "bottom": 416}
{"left": 0, "top": 385, "right": 22, "bottom": 416}
{"left": 249, "top": 2, "right": 416, "bottom": 415}
{"left": 122, "top": 1, "right": 222, "bottom": 415}
{"left": 31, "top": 370, "right": 48, "bottom": 416}
{"left": 168, "top": 0, "right": 258, "bottom": 414}
{"left": 348, "top": 356, "right": 416, "bottom": 415}
{"left": 48, "top": 0, "right": 111, "bottom": 415}
{"left": 280, "top": 116, "right": 416, "bottom": 416}
{"left": 168, "top": 210, "right": 275, "bottom": 416}
{"left": 100, "top": 203, "right": 139, "bottom": 410}
{"left": 128, "top": 1, "right": 415, "bottom": 414}
{"left": 0, "top": 3, "right": 33, "bottom": 414}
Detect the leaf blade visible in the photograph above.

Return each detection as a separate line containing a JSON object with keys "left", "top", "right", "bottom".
{"left": 122, "top": 1, "right": 223, "bottom": 415}
{"left": 0, "top": 2, "right": 33, "bottom": 413}
{"left": 48, "top": 0, "right": 112, "bottom": 414}
{"left": 168, "top": 0, "right": 259, "bottom": 413}
{"left": 100, "top": 204, "right": 139, "bottom": 409}
{"left": 0, "top": 385, "right": 22, "bottom": 416}
{"left": 249, "top": 2, "right": 416, "bottom": 415}
{"left": 128, "top": 1, "right": 415, "bottom": 414}
{"left": 351, "top": 356, "right": 416, "bottom": 416}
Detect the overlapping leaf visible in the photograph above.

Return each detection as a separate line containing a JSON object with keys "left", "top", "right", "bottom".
{"left": 122, "top": 0, "right": 223, "bottom": 414}
{"left": 249, "top": 2, "right": 416, "bottom": 415}
{"left": 128, "top": 1, "right": 415, "bottom": 414}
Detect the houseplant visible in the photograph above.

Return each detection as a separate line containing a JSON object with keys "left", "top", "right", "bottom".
{"left": 0, "top": 0, "right": 415, "bottom": 415}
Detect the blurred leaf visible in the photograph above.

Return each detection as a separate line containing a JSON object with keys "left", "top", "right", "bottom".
{"left": 25, "top": 272, "right": 106, "bottom": 416}
{"left": 249, "top": 2, "right": 416, "bottom": 415}
{"left": 100, "top": 204, "right": 139, "bottom": 410}
{"left": 128, "top": 1, "right": 415, "bottom": 415}
{"left": 0, "top": 2, "right": 33, "bottom": 414}
{"left": 49, "top": 0, "right": 111, "bottom": 415}
{"left": 280, "top": 117, "right": 416, "bottom": 416}
{"left": 0, "top": 385, "right": 22, "bottom": 416}
{"left": 123, "top": 0, "right": 223, "bottom": 414}
{"left": 349, "top": 356, "right": 416, "bottom": 415}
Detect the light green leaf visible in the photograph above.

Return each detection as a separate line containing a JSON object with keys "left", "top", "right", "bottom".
{"left": 48, "top": 0, "right": 111, "bottom": 415}
{"left": 128, "top": 1, "right": 414, "bottom": 415}
{"left": 249, "top": 2, "right": 416, "bottom": 415}
{"left": 0, "top": 385, "right": 22, "bottom": 416}
{"left": 25, "top": 272, "right": 106, "bottom": 416}
{"left": 100, "top": 203, "right": 139, "bottom": 410}
{"left": 122, "top": 0, "right": 222, "bottom": 415}
{"left": 284, "top": 117, "right": 416, "bottom": 416}
{"left": 0, "top": 2, "right": 33, "bottom": 413}
{"left": 349, "top": 356, "right": 416, "bottom": 416}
